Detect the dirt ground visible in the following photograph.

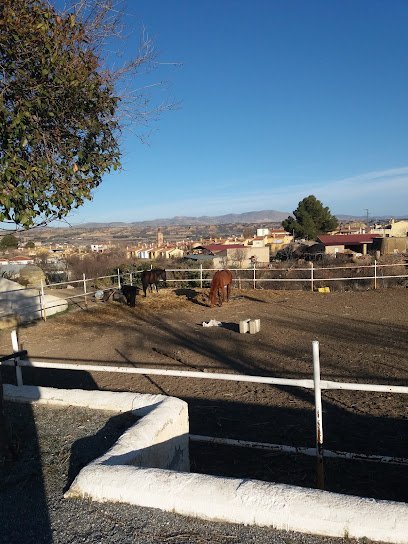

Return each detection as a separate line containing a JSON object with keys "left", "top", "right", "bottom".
{"left": 1, "top": 286, "right": 407, "bottom": 502}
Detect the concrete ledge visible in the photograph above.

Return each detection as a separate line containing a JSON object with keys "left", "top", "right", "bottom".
{"left": 4, "top": 385, "right": 189, "bottom": 472}
{"left": 4, "top": 385, "right": 408, "bottom": 543}
{"left": 65, "top": 467, "right": 408, "bottom": 543}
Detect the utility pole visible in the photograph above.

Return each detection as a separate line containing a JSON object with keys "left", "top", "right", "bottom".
{"left": 364, "top": 209, "right": 369, "bottom": 232}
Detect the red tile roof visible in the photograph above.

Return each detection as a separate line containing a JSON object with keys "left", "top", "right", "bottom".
{"left": 8, "top": 256, "right": 35, "bottom": 262}
{"left": 318, "top": 234, "right": 382, "bottom": 246}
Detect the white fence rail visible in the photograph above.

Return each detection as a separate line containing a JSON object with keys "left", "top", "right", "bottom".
{"left": 1, "top": 334, "right": 407, "bottom": 489}
{"left": 1, "top": 261, "right": 407, "bottom": 321}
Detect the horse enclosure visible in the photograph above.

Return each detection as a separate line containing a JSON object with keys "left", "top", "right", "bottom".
{"left": 1, "top": 260, "right": 407, "bottom": 323}
{"left": 0, "top": 287, "right": 407, "bottom": 503}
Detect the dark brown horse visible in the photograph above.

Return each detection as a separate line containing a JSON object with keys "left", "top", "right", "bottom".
{"left": 209, "top": 269, "right": 233, "bottom": 307}
{"left": 141, "top": 268, "right": 166, "bottom": 297}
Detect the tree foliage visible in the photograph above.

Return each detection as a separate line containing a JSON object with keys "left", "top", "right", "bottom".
{"left": 0, "top": 0, "right": 121, "bottom": 229}
{"left": 282, "top": 195, "right": 338, "bottom": 240}
{"left": 0, "top": 0, "right": 177, "bottom": 231}
{"left": 0, "top": 233, "right": 19, "bottom": 249}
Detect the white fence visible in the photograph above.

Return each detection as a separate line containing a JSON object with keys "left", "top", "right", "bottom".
{"left": 1, "top": 333, "right": 407, "bottom": 490}
{"left": 1, "top": 261, "right": 407, "bottom": 322}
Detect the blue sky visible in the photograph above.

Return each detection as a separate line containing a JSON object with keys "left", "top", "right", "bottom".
{"left": 64, "top": 0, "right": 408, "bottom": 223}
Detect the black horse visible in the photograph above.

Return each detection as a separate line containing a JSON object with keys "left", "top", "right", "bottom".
{"left": 141, "top": 269, "right": 166, "bottom": 297}
{"left": 121, "top": 284, "right": 138, "bottom": 307}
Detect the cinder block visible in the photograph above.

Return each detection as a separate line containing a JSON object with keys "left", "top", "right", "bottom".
{"left": 239, "top": 319, "right": 250, "bottom": 334}
{"left": 249, "top": 319, "right": 261, "bottom": 334}
{"left": 249, "top": 319, "right": 260, "bottom": 334}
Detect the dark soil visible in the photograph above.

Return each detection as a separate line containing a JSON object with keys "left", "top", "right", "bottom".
{"left": 1, "top": 287, "right": 407, "bottom": 502}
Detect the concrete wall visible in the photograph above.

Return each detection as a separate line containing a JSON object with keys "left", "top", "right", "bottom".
{"left": 4, "top": 384, "right": 408, "bottom": 543}
{"left": 213, "top": 247, "right": 270, "bottom": 268}
{"left": 4, "top": 385, "right": 189, "bottom": 473}
{"left": 387, "top": 220, "right": 408, "bottom": 237}
{"left": 0, "top": 278, "right": 68, "bottom": 323}
{"left": 324, "top": 245, "right": 345, "bottom": 255}
{"left": 381, "top": 237, "right": 408, "bottom": 255}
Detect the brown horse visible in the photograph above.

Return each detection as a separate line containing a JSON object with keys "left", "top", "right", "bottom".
{"left": 209, "top": 269, "right": 233, "bottom": 307}
{"left": 141, "top": 268, "right": 166, "bottom": 297}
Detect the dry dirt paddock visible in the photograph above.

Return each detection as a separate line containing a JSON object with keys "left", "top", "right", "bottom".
{"left": 1, "top": 287, "right": 407, "bottom": 502}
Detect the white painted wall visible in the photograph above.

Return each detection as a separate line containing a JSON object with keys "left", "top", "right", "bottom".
{"left": 4, "top": 385, "right": 189, "bottom": 473}
{"left": 0, "top": 278, "right": 68, "bottom": 322}
{"left": 4, "top": 385, "right": 408, "bottom": 543}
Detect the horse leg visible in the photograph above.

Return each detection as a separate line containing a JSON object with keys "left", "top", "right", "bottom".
{"left": 209, "top": 287, "right": 215, "bottom": 307}
{"left": 222, "top": 284, "right": 227, "bottom": 303}
{"left": 226, "top": 282, "right": 231, "bottom": 302}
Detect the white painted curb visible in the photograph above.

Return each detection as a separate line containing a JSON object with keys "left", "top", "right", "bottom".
{"left": 4, "top": 385, "right": 190, "bottom": 472}
{"left": 4, "top": 385, "right": 408, "bottom": 543}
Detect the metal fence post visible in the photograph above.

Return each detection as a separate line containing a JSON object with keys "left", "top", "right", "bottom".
{"left": 312, "top": 340, "right": 325, "bottom": 489}
{"left": 117, "top": 268, "right": 121, "bottom": 289}
{"left": 40, "top": 279, "right": 46, "bottom": 321}
{"left": 83, "top": 273, "right": 88, "bottom": 308}
{"left": 374, "top": 260, "right": 377, "bottom": 290}
{"left": 11, "top": 329, "right": 23, "bottom": 386}
{"left": 253, "top": 263, "right": 256, "bottom": 289}
{"left": 311, "top": 262, "right": 314, "bottom": 292}
{"left": 200, "top": 264, "right": 203, "bottom": 289}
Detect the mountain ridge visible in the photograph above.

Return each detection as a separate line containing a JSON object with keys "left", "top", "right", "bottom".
{"left": 69, "top": 210, "right": 405, "bottom": 229}
{"left": 73, "top": 210, "right": 291, "bottom": 228}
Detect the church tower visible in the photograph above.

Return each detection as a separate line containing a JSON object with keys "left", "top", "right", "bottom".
{"left": 157, "top": 227, "right": 164, "bottom": 247}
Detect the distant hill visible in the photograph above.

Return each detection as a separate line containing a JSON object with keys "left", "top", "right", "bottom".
{"left": 76, "top": 210, "right": 291, "bottom": 228}
{"left": 335, "top": 214, "right": 407, "bottom": 222}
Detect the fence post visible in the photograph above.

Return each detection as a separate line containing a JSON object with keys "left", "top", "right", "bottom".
{"left": 374, "top": 260, "right": 377, "bottom": 290}
{"left": 83, "top": 273, "right": 88, "bottom": 308}
{"left": 200, "top": 264, "right": 203, "bottom": 289}
{"left": 253, "top": 263, "right": 256, "bottom": 289}
{"left": 311, "top": 262, "right": 314, "bottom": 292}
{"left": 130, "top": 272, "right": 133, "bottom": 286}
{"left": 117, "top": 268, "right": 121, "bottom": 289}
{"left": 11, "top": 329, "right": 23, "bottom": 386}
{"left": 312, "top": 340, "right": 325, "bottom": 489}
{"left": 39, "top": 280, "right": 46, "bottom": 321}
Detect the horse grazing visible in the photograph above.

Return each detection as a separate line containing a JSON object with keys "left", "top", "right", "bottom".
{"left": 141, "top": 269, "right": 167, "bottom": 297}
{"left": 209, "top": 269, "right": 233, "bottom": 307}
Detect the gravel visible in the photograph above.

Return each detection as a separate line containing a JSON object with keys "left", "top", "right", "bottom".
{"left": 1, "top": 401, "right": 363, "bottom": 544}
